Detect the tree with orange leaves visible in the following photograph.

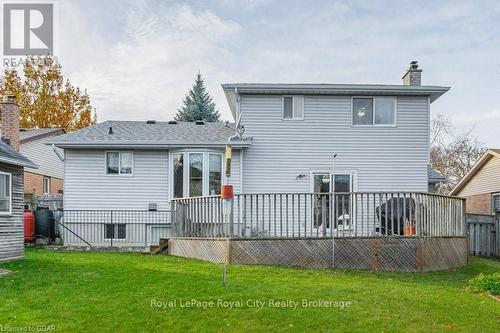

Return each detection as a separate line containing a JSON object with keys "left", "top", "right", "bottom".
{"left": 0, "top": 56, "right": 96, "bottom": 132}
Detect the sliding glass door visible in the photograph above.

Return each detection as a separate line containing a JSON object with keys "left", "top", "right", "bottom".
{"left": 313, "top": 173, "right": 353, "bottom": 230}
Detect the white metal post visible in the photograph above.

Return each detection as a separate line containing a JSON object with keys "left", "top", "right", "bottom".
{"left": 332, "top": 153, "right": 337, "bottom": 268}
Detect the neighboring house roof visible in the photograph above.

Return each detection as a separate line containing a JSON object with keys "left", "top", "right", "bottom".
{"left": 19, "top": 128, "right": 65, "bottom": 144}
{"left": 45, "top": 121, "right": 252, "bottom": 149}
{"left": 428, "top": 165, "right": 446, "bottom": 183}
{"left": 0, "top": 140, "right": 38, "bottom": 168}
{"left": 222, "top": 83, "right": 450, "bottom": 116}
{"left": 449, "top": 149, "right": 500, "bottom": 195}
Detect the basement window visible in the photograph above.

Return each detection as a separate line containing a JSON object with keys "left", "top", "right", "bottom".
{"left": 352, "top": 97, "right": 396, "bottom": 126}
{"left": 106, "top": 152, "right": 134, "bottom": 175}
{"left": 0, "top": 172, "right": 11, "bottom": 215}
{"left": 104, "top": 224, "right": 126, "bottom": 240}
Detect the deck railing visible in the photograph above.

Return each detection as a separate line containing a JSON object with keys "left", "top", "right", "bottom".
{"left": 170, "top": 192, "right": 466, "bottom": 238}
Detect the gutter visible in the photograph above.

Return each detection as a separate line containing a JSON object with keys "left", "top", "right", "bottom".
{"left": 0, "top": 156, "right": 38, "bottom": 169}
{"left": 44, "top": 140, "right": 253, "bottom": 149}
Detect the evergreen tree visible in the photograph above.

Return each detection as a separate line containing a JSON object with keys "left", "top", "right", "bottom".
{"left": 175, "top": 73, "right": 220, "bottom": 122}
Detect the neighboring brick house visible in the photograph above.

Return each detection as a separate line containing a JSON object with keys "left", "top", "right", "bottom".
{"left": 450, "top": 149, "right": 500, "bottom": 215}
{"left": 19, "top": 128, "right": 65, "bottom": 197}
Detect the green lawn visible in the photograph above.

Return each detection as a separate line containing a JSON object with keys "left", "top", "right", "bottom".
{"left": 0, "top": 249, "right": 499, "bottom": 332}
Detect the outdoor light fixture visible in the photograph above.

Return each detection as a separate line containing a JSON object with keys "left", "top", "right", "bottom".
{"left": 296, "top": 174, "right": 306, "bottom": 180}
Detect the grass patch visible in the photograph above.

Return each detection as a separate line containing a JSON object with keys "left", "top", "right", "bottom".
{"left": 1, "top": 248, "right": 499, "bottom": 332}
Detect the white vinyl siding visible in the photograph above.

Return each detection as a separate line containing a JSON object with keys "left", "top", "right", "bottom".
{"left": 64, "top": 149, "right": 242, "bottom": 211}
{"left": 64, "top": 150, "right": 169, "bottom": 210}
{"left": 239, "top": 95, "right": 429, "bottom": 193}
{"left": 458, "top": 155, "right": 500, "bottom": 197}
{"left": 21, "top": 140, "right": 64, "bottom": 179}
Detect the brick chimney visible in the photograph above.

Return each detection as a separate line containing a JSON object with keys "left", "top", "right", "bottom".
{"left": 1, "top": 95, "right": 20, "bottom": 151}
{"left": 402, "top": 61, "right": 422, "bottom": 86}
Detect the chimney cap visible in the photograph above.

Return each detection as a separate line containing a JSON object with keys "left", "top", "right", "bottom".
{"left": 409, "top": 61, "right": 419, "bottom": 70}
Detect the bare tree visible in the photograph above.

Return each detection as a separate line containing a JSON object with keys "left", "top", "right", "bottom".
{"left": 430, "top": 115, "right": 486, "bottom": 193}
{"left": 430, "top": 113, "right": 451, "bottom": 148}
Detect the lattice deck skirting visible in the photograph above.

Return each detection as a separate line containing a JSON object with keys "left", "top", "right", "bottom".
{"left": 167, "top": 236, "right": 468, "bottom": 272}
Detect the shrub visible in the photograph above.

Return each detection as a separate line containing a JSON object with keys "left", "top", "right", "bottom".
{"left": 468, "top": 273, "right": 500, "bottom": 296}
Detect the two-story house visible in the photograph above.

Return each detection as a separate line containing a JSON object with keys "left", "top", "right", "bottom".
{"left": 47, "top": 62, "right": 449, "bottom": 247}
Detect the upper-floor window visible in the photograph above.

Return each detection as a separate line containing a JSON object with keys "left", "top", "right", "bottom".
{"left": 352, "top": 97, "right": 396, "bottom": 126}
{"left": 106, "top": 152, "right": 133, "bottom": 175}
{"left": 283, "top": 96, "right": 304, "bottom": 120}
{"left": 0, "top": 172, "right": 11, "bottom": 215}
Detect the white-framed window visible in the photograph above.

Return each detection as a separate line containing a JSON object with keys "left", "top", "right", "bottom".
{"left": 104, "top": 224, "right": 126, "bottom": 240}
{"left": 189, "top": 153, "right": 203, "bottom": 197}
{"left": 171, "top": 151, "right": 224, "bottom": 198}
{"left": 106, "top": 151, "right": 134, "bottom": 175}
{"left": 352, "top": 97, "right": 396, "bottom": 126}
{"left": 492, "top": 193, "right": 500, "bottom": 213}
{"left": 209, "top": 153, "right": 222, "bottom": 195}
{"left": 172, "top": 153, "right": 184, "bottom": 199}
{"left": 43, "top": 176, "right": 50, "bottom": 194}
{"left": 0, "top": 172, "right": 12, "bottom": 215}
{"left": 283, "top": 95, "right": 304, "bottom": 120}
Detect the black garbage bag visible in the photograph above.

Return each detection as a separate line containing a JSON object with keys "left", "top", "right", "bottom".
{"left": 375, "top": 197, "right": 415, "bottom": 235}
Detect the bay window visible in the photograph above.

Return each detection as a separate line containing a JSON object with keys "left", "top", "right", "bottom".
{"left": 172, "top": 151, "right": 223, "bottom": 198}
{"left": 209, "top": 154, "right": 222, "bottom": 195}
{"left": 172, "top": 154, "right": 184, "bottom": 198}
{"left": 189, "top": 153, "right": 203, "bottom": 197}
{"left": 0, "top": 172, "right": 11, "bottom": 214}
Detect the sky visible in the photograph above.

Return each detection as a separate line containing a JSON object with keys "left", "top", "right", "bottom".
{"left": 56, "top": 0, "right": 500, "bottom": 146}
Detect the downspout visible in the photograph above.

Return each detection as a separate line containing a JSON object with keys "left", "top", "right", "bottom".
{"left": 52, "top": 144, "right": 64, "bottom": 162}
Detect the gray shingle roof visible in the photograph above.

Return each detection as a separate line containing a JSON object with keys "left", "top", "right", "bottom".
{"left": 19, "top": 128, "right": 64, "bottom": 143}
{"left": 428, "top": 165, "right": 446, "bottom": 182}
{"left": 46, "top": 121, "right": 251, "bottom": 148}
{"left": 0, "top": 140, "right": 37, "bottom": 168}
